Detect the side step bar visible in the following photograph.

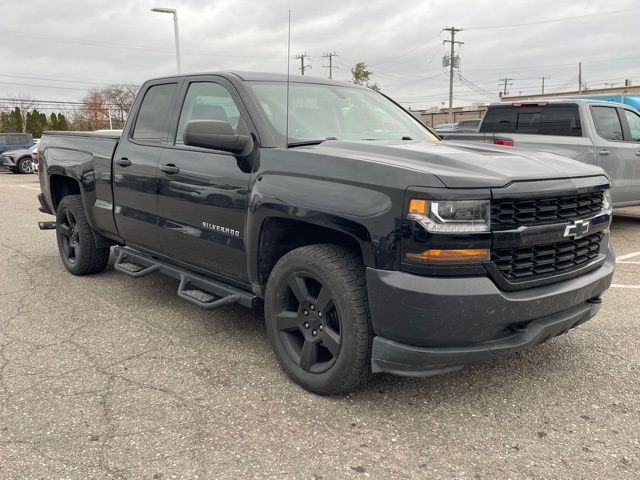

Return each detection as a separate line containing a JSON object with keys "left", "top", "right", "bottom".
{"left": 113, "top": 246, "right": 257, "bottom": 310}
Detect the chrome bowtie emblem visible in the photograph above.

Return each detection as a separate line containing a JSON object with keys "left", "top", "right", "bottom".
{"left": 563, "top": 219, "right": 590, "bottom": 239}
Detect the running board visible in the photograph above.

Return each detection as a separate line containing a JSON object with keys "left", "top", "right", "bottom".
{"left": 113, "top": 246, "right": 257, "bottom": 309}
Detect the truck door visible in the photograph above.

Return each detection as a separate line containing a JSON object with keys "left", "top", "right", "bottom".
{"left": 156, "top": 77, "right": 254, "bottom": 283}
{"left": 113, "top": 81, "right": 179, "bottom": 252}
{"left": 620, "top": 108, "right": 640, "bottom": 196}
{"left": 590, "top": 105, "right": 637, "bottom": 204}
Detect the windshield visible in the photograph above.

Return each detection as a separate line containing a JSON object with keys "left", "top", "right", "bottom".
{"left": 248, "top": 81, "right": 438, "bottom": 143}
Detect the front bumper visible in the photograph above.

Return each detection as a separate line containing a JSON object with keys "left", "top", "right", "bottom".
{"left": 368, "top": 242, "right": 615, "bottom": 376}
{"left": 0, "top": 156, "right": 15, "bottom": 167}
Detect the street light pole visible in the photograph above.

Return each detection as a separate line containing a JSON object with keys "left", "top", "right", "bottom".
{"left": 151, "top": 7, "right": 182, "bottom": 73}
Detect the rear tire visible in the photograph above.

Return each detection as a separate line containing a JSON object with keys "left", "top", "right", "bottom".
{"left": 55, "top": 195, "right": 110, "bottom": 275}
{"left": 264, "top": 244, "right": 372, "bottom": 395}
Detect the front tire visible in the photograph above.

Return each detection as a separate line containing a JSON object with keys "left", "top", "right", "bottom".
{"left": 16, "top": 157, "right": 34, "bottom": 174}
{"left": 264, "top": 244, "right": 372, "bottom": 395}
{"left": 55, "top": 195, "right": 110, "bottom": 275}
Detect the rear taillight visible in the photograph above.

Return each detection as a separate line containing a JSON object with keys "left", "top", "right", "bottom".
{"left": 494, "top": 138, "right": 514, "bottom": 146}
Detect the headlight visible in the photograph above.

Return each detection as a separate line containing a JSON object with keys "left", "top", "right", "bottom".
{"left": 602, "top": 188, "right": 612, "bottom": 214}
{"left": 407, "top": 198, "right": 490, "bottom": 233}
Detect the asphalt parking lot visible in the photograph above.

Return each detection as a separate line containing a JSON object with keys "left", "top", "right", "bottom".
{"left": 0, "top": 170, "right": 638, "bottom": 479}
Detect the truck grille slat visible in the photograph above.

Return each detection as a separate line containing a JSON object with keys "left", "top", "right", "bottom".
{"left": 491, "top": 191, "right": 604, "bottom": 229}
{"left": 491, "top": 232, "right": 603, "bottom": 281}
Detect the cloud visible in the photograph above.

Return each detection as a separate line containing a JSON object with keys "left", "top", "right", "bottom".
{"left": 0, "top": 0, "right": 638, "bottom": 109}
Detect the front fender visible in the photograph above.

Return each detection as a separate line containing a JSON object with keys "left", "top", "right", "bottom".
{"left": 246, "top": 173, "right": 400, "bottom": 286}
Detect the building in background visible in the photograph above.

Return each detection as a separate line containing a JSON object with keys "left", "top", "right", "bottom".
{"left": 419, "top": 104, "right": 487, "bottom": 127}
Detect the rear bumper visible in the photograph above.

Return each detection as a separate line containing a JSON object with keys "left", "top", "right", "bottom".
{"left": 367, "top": 242, "right": 615, "bottom": 376}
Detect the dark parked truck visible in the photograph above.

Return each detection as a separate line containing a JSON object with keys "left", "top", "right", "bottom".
{"left": 37, "top": 72, "right": 615, "bottom": 394}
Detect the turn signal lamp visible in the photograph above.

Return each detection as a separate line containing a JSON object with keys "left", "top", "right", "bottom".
{"left": 405, "top": 248, "right": 490, "bottom": 263}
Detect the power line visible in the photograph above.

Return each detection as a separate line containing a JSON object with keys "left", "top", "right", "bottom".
{"left": 0, "top": 29, "right": 280, "bottom": 60}
{"left": 0, "top": 97, "right": 122, "bottom": 107}
{"left": 0, "top": 80, "right": 90, "bottom": 91}
{"left": 0, "top": 73, "right": 116, "bottom": 86}
{"left": 466, "top": 7, "right": 639, "bottom": 31}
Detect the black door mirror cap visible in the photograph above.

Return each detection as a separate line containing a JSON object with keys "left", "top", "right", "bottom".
{"left": 183, "top": 120, "right": 253, "bottom": 156}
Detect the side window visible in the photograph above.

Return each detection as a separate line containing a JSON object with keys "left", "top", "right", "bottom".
{"left": 175, "top": 82, "right": 246, "bottom": 146}
{"left": 132, "top": 83, "right": 177, "bottom": 144}
{"left": 592, "top": 106, "right": 623, "bottom": 141}
{"left": 8, "top": 134, "right": 25, "bottom": 145}
{"left": 623, "top": 109, "right": 640, "bottom": 142}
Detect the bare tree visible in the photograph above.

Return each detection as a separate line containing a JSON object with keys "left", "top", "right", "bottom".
{"left": 5, "top": 95, "right": 37, "bottom": 132}
{"left": 102, "top": 83, "right": 139, "bottom": 125}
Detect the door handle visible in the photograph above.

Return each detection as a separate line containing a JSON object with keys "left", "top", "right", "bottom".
{"left": 599, "top": 150, "right": 609, "bottom": 156}
{"left": 160, "top": 164, "right": 180, "bottom": 174}
{"left": 635, "top": 150, "right": 640, "bottom": 157}
{"left": 115, "top": 157, "right": 131, "bottom": 167}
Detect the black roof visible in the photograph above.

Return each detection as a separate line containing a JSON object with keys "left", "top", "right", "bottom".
{"left": 146, "top": 71, "right": 363, "bottom": 88}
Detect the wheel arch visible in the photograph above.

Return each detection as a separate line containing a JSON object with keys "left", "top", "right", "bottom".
{"left": 49, "top": 174, "right": 82, "bottom": 212}
{"left": 251, "top": 215, "right": 375, "bottom": 295}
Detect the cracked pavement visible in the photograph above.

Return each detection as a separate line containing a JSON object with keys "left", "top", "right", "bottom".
{"left": 0, "top": 170, "right": 639, "bottom": 479}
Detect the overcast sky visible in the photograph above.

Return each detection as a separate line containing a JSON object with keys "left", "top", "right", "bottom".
{"left": 1, "top": 0, "right": 639, "bottom": 112}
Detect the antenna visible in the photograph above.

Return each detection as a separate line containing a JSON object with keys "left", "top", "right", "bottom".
{"left": 285, "top": 10, "right": 291, "bottom": 149}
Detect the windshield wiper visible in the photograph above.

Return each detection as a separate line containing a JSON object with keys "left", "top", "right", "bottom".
{"left": 287, "top": 137, "right": 337, "bottom": 148}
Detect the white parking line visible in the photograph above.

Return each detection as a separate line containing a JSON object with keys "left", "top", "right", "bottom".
{"left": 616, "top": 250, "right": 640, "bottom": 261}
{"left": 18, "top": 184, "right": 41, "bottom": 191}
{"left": 617, "top": 261, "right": 640, "bottom": 265}
{"left": 611, "top": 284, "right": 640, "bottom": 289}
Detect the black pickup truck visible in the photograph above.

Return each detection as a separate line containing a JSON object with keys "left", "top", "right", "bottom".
{"left": 37, "top": 72, "right": 615, "bottom": 394}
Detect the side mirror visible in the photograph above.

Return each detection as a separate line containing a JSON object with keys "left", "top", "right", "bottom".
{"left": 183, "top": 120, "right": 253, "bottom": 155}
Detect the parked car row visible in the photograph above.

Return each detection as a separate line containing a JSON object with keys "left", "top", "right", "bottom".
{"left": 0, "top": 133, "right": 38, "bottom": 174}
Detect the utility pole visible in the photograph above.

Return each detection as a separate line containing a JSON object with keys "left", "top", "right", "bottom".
{"left": 442, "top": 27, "right": 463, "bottom": 123}
{"left": 499, "top": 77, "right": 513, "bottom": 96}
{"left": 578, "top": 62, "right": 582, "bottom": 94}
{"left": 295, "top": 53, "right": 311, "bottom": 75}
{"left": 322, "top": 52, "right": 337, "bottom": 79}
{"left": 539, "top": 76, "right": 550, "bottom": 94}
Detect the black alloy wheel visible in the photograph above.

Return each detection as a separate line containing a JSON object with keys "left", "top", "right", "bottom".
{"left": 55, "top": 195, "right": 110, "bottom": 275}
{"left": 274, "top": 271, "right": 342, "bottom": 373}
{"left": 58, "top": 207, "right": 80, "bottom": 265}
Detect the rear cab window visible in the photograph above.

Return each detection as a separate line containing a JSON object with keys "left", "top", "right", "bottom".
{"left": 132, "top": 83, "right": 178, "bottom": 144}
{"left": 480, "top": 104, "right": 582, "bottom": 136}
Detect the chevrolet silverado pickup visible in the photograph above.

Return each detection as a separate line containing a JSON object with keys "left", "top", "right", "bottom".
{"left": 37, "top": 72, "right": 615, "bottom": 394}
{"left": 439, "top": 99, "right": 640, "bottom": 207}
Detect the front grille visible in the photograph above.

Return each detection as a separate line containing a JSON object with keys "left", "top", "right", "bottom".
{"left": 492, "top": 232, "right": 603, "bottom": 281}
{"left": 491, "top": 191, "right": 604, "bottom": 230}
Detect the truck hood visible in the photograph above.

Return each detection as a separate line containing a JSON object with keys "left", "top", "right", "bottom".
{"left": 309, "top": 140, "right": 606, "bottom": 188}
